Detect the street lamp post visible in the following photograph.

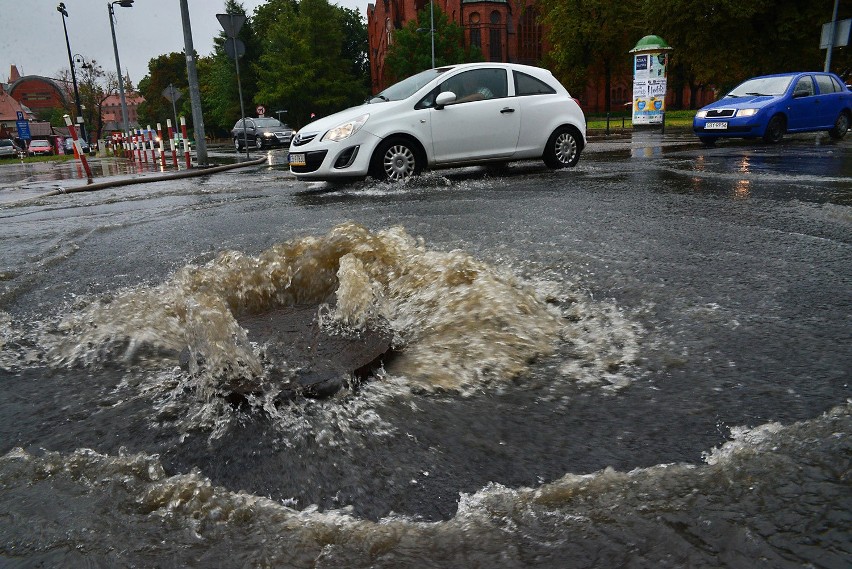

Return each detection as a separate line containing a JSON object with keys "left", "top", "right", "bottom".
{"left": 430, "top": 0, "right": 435, "bottom": 69}
{"left": 416, "top": 1, "right": 436, "bottom": 69}
{"left": 108, "top": 0, "right": 134, "bottom": 133}
{"left": 57, "top": 2, "right": 86, "bottom": 142}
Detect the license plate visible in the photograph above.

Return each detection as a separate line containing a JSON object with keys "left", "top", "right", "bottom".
{"left": 705, "top": 121, "right": 728, "bottom": 130}
{"left": 289, "top": 153, "right": 305, "bottom": 166}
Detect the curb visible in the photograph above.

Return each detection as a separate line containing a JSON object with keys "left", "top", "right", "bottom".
{"left": 36, "top": 156, "right": 269, "bottom": 198}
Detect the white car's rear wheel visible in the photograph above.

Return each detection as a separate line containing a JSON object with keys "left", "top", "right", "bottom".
{"left": 543, "top": 127, "right": 581, "bottom": 168}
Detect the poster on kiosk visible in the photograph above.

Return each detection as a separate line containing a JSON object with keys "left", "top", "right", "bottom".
{"left": 630, "top": 35, "right": 672, "bottom": 126}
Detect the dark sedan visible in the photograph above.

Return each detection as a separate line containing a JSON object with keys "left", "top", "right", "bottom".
{"left": 693, "top": 72, "right": 851, "bottom": 145}
{"left": 232, "top": 118, "right": 293, "bottom": 150}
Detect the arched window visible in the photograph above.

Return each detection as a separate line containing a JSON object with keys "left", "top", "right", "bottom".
{"left": 469, "top": 12, "right": 481, "bottom": 49}
{"left": 517, "top": 7, "right": 541, "bottom": 64}
{"left": 489, "top": 11, "right": 502, "bottom": 61}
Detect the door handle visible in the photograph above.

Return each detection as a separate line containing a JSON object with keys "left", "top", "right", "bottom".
{"left": 500, "top": 107, "right": 515, "bottom": 114}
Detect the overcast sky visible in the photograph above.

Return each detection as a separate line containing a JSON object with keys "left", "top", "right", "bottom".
{"left": 0, "top": 0, "right": 366, "bottom": 86}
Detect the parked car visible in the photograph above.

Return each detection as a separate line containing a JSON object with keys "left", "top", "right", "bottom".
{"left": 693, "top": 71, "right": 851, "bottom": 145}
{"left": 232, "top": 118, "right": 293, "bottom": 150}
{"left": 0, "top": 138, "right": 22, "bottom": 158}
{"left": 27, "top": 139, "right": 54, "bottom": 156}
{"left": 288, "top": 62, "right": 586, "bottom": 181}
{"left": 64, "top": 137, "right": 90, "bottom": 154}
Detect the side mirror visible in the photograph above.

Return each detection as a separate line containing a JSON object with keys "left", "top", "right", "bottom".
{"left": 435, "top": 91, "right": 457, "bottom": 110}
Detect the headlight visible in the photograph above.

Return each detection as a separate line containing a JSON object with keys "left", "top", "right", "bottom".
{"left": 263, "top": 132, "right": 275, "bottom": 137}
{"left": 696, "top": 110, "right": 708, "bottom": 118}
{"left": 322, "top": 114, "right": 369, "bottom": 142}
{"left": 737, "top": 108, "right": 758, "bottom": 117}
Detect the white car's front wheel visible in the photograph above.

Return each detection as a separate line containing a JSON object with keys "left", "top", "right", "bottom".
{"left": 371, "top": 138, "right": 422, "bottom": 181}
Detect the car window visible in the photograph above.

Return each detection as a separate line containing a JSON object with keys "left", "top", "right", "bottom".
{"left": 514, "top": 71, "right": 556, "bottom": 96}
{"left": 416, "top": 69, "right": 508, "bottom": 108}
{"left": 0, "top": 140, "right": 11, "bottom": 147}
{"left": 831, "top": 76, "right": 845, "bottom": 92}
{"left": 255, "top": 118, "right": 282, "bottom": 127}
{"left": 793, "top": 76, "right": 815, "bottom": 97}
{"left": 726, "top": 76, "right": 792, "bottom": 97}
{"left": 442, "top": 69, "right": 508, "bottom": 103}
{"left": 370, "top": 68, "right": 448, "bottom": 103}
{"left": 815, "top": 74, "right": 836, "bottom": 94}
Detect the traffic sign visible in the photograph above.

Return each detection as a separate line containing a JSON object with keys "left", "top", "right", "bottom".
{"left": 16, "top": 120, "right": 31, "bottom": 140}
{"left": 224, "top": 38, "right": 246, "bottom": 60}
{"left": 256, "top": 105, "right": 266, "bottom": 116}
{"left": 162, "top": 84, "right": 182, "bottom": 103}
{"left": 216, "top": 13, "right": 245, "bottom": 39}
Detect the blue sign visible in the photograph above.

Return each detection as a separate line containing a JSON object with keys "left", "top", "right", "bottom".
{"left": 16, "top": 111, "right": 24, "bottom": 121}
{"left": 16, "top": 120, "right": 31, "bottom": 140}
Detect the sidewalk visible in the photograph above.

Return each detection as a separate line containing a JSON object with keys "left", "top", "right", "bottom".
{"left": 0, "top": 151, "right": 273, "bottom": 204}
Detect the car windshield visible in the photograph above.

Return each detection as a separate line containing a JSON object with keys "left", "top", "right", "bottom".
{"left": 368, "top": 68, "right": 449, "bottom": 103}
{"left": 254, "top": 118, "right": 283, "bottom": 127}
{"left": 726, "top": 76, "right": 793, "bottom": 97}
{"left": 0, "top": 140, "right": 12, "bottom": 146}
{"left": 31, "top": 141, "right": 48, "bottom": 147}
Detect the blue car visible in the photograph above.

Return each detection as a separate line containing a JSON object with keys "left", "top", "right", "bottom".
{"left": 693, "top": 72, "right": 851, "bottom": 146}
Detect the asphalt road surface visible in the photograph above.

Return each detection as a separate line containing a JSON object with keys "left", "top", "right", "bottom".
{"left": 0, "top": 130, "right": 849, "bottom": 568}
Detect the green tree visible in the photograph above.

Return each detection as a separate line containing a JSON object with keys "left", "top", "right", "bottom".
{"left": 253, "top": 0, "right": 369, "bottom": 128}
{"left": 383, "top": 4, "right": 482, "bottom": 82}
{"left": 539, "top": 0, "right": 642, "bottom": 111}
{"left": 340, "top": 5, "right": 370, "bottom": 90}
{"left": 137, "top": 52, "right": 192, "bottom": 128}
{"left": 200, "top": 0, "right": 261, "bottom": 135}
{"left": 643, "top": 0, "right": 851, "bottom": 105}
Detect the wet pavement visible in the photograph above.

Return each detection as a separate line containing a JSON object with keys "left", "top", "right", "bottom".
{"left": 0, "top": 143, "right": 279, "bottom": 204}
{"left": 0, "top": 127, "right": 850, "bottom": 567}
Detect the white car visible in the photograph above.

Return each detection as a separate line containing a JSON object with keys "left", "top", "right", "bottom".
{"left": 289, "top": 62, "right": 586, "bottom": 181}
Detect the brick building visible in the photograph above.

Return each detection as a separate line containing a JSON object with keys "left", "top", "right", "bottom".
{"left": 7, "top": 74, "right": 71, "bottom": 117}
{"left": 100, "top": 92, "right": 144, "bottom": 132}
{"left": 368, "top": 0, "right": 545, "bottom": 94}
{"left": 366, "top": 0, "right": 714, "bottom": 113}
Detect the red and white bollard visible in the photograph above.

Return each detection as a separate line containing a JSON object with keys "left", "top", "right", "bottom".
{"left": 180, "top": 116, "right": 191, "bottom": 169}
{"left": 138, "top": 129, "right": 147, "bottom": 163}
{"left": 63, "top": 114, "right": 93, "bottom": 181}
{"left": 167, "top": 119, "right": 178, "bottom": 168}
{"left": 146, "top": 125, "right": 155, "bottom": 164}
{"left": 157, "top": 123, "right": 166, "bottom": 168}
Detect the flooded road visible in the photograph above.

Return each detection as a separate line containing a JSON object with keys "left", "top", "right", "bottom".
{"left": 1, "top": 132, "right": 850, "bottom": 567}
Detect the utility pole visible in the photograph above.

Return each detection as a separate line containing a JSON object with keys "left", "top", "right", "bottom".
{"left": 179, "top": 0, "right": 208, "bottom": 166}
{"left": 108, "top": 0, "right": 134, "bottom": 133}
{"left": 57, "top": 2, "right": 87, "bottom": 143}
{"left": 824, "top": 0, "right": 840, "bottom": 72}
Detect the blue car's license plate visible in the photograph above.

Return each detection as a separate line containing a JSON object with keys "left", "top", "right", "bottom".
{"left": 705, "top": 122, "right": 728, "bottom": 130}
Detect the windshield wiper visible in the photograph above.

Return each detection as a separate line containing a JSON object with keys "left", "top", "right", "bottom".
{"left": 744, "top": 92, "right": 768, "bottom": 96}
